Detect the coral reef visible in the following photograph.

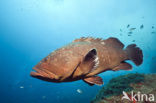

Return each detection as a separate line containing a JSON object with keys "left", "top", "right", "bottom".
{"left": 91, "top": 73, "right": 156, "bottom": 103}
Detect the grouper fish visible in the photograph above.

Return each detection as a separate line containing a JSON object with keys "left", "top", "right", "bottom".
{"left": 30, "top": 37, "right": 143, "bottom": 86}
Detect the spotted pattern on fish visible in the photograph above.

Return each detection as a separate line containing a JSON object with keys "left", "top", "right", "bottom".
{"left": 30, "top": 37, "right": 143, "bottom": 86}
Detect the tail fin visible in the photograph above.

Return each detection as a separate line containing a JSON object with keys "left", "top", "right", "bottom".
{"left": 125, "top": 44, "right": 143, "bottom": 66}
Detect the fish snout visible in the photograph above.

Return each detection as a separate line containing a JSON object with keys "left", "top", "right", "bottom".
{"left": 30, "top": 67, "right": 59, "bottom": 82}
{"left": 30, "top": 67, "right": 49, "bottom": 79}
{"left": 30, "top": 71, "right": 42, "bottom": 77}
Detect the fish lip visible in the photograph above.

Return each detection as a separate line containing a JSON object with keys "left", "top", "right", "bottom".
{"left": 30, "top": 71, "right": 40, "bottom": 77}
{"left": 30, "top": 67, "right": 42, "bottom": 77}
{"left": 30, "top": 67, "right": 59, "bottom": 82}
{"left": 30, "top": 67, "right": 47, "bottom": 77}
{"left": 30, "top": 67, "right": 57, "bottom": 80}
{"left": 31, "top": 67, "right": 39, "bottom": 73}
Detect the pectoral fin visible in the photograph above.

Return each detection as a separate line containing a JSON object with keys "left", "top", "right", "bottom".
{"left": 80, "top": 48, "right": 99, "bottom": 73}
{"left": 73, "top": 49, "right": 99, "bottom": 76}
{"left": 113, "top": 62, "right": 132, "bottom": 71}
{"left": 83, "top": 76, "right": 103, "bottom": 86}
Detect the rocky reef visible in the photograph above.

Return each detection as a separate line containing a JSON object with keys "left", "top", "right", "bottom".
{"left": 91, "top": 73, "right": 156, "bottom": 103}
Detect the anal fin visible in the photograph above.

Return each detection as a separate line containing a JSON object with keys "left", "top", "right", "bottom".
{"left": 113, "top": 62, "right": 132, "bottom": 71}
{"left": 83, "top": 76, "right": 103, "bottom": 86}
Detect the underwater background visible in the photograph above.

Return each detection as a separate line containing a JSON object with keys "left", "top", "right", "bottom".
{"left": 0, "top": 0, "right": 156, "bottom": 103}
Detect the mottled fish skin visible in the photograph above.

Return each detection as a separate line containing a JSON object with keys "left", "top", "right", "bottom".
{"left": 33, "top": 42, "right": 90, "bottom": 81}
{"left": 30, "top": 37, "right": 143, "bottom": 85}
{"left": 72, "top": 38, "right": 127, "bottom": 77}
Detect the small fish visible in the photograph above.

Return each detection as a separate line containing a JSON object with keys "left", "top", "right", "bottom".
{"left": 128, "top": 32, "right": 133, "bottom": 34}
{"left": 77, "top": 89, "right": 82, "bottom": 94}
{"left": 120, "top": 29, "right": 123, "bottom": 32}
{"left": 20, "top": 86, "right": 24, "bottom": 89}
{"left": 127, "top": 24, "right": 130, "bottom": 28}
{"left": 130, "top": 28, "right": 136, "bottom": 31}
{"left": 30, "top": 37, "right": 143, "bottom": 86}
{"left": 151, "top": 31, "right": 156, "bottom": 34}
{"left": 152, "top": 26, "right": 154, "bottom": 29}
{"left": 132, "top": 40, "right": 135, "bottom": 42}
{"left": 140, "top": 24, "right": 144, "bottom": 29}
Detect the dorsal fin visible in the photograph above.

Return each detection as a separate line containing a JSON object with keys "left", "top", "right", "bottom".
{"left": 73, "top": 37, "right": 103, "bottom": 43}
{"left": 104, "top": 37, "right": 124, "bottom": 49}
{"left": 73, "top": 37, "right": 124, "bottom": 49}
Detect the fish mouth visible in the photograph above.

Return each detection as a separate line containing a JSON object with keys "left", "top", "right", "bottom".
{"left": 30, "top": 67, "right": 57, "bottom": 81}
{"left": 30, "top": 67, "right": 53, "bottom": 79}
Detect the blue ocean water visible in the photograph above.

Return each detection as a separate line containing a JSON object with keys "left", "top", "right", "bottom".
{"left": 0, "top": 0, "right": 156, "bottom": 103}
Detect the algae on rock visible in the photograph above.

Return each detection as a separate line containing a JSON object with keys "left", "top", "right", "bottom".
{"left": 91, "top": 73, "right": 151, "bottom": 103}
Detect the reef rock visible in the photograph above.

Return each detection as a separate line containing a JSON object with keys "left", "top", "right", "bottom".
{"left": 91, "top": 73, "right": 156, "bottom": 103}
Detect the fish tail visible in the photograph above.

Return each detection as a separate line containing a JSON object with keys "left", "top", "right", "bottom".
{"left": 125, "top": 44, "right": 143, "bottom": 66}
